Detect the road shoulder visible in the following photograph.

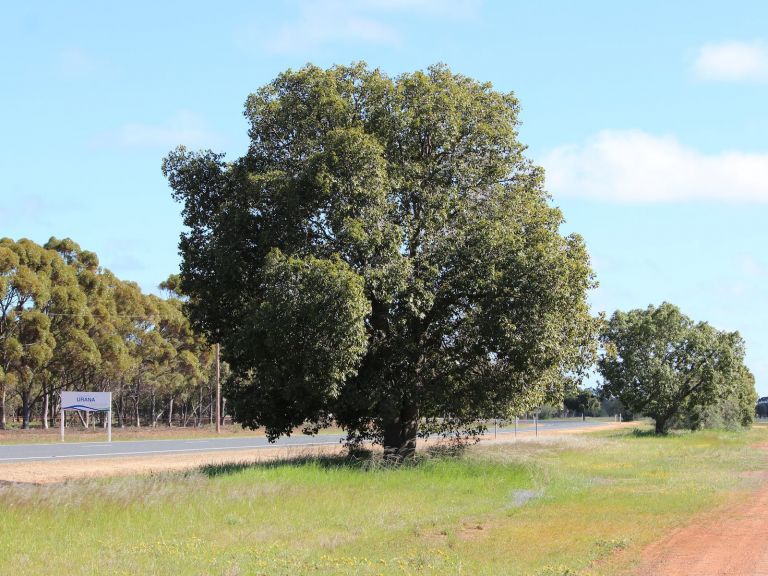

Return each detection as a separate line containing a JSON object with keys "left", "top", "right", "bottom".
{"left": 629, "top": 444, "right": 768, "bottom": 576}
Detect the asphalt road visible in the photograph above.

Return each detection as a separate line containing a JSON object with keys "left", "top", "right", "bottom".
{"left": 0, "top": 419, "right": 613, "bottom": 463}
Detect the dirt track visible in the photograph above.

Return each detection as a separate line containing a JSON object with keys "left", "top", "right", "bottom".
{"left": 634, "top": 457, "right": 768, "bottom": 575}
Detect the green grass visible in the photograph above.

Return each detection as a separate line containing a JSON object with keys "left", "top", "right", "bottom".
{"left": 1, "top": 426, "right": 766, "bottom": 575}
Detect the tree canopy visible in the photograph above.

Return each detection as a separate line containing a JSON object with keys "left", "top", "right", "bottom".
{"left": 164, "top": 63, "right": 599, "bottom": 458}
{"left": 598, "top": 302, "right": 753, "bottom": 434}
{"left": 681, "top": 363, "right": 757, "bottom": 430}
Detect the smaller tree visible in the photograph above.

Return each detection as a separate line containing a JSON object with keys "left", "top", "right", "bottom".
{"left": 681, "top": 364, "right": 757, "bottom": 430}
{"left": 598, "top": 302, "right": 746, "bottom": 434}
{"left": 563, "top": 388, "right": 601, "bottom": 418}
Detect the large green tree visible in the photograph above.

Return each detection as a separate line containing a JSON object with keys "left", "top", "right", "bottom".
{"left": 599, "top": 302, "right": 750, "bottom": 434}
{"left": 164, "top": 63, "right": 598, "bottom": 458}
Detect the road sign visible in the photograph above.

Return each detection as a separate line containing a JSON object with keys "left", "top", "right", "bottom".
{"left": 60, "top": 391, "right": 112, "bottom": 412}
{"left": 60, "top": 392, "right": 113, "bottom": 442}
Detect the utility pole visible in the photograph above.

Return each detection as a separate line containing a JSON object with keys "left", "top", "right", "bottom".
{"left": 216, "top": 342, "right": 221, "bottom": 434}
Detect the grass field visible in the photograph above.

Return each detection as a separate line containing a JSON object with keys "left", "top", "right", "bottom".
{"left": 0, "top": 425, "right": 766, "bottom": 575}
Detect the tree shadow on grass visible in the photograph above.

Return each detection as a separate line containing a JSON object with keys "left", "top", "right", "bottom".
{"left": 199, "top": 444, "right": 464, "bottom": 478}
{"left": 599, "top": 427, "right": 661, "bottom": 440}
{"left": 630, "top": 428, "right": 661, "bottom": 437}
{"left": 602, "top": 427, "right": 695, "bottom": 440}
{"left": 200, "top": 454, "right": 359, "bottom": 478}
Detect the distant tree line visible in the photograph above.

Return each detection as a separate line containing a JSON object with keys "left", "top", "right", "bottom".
{"left": 0, "top": 238, "right": 222, "bottom": 430}
{"left": 537, "top": 389, "right": 624, "bottom": 420}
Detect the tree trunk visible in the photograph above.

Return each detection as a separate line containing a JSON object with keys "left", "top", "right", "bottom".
{"left": 0, "top": 383, "right": 6, "bottom": 430}
{"left": 134, "top": 379, "right": 141, "bottom": 427}
{"left": 134, "top": 397, "right": 141, "bottom": 428}
{"left": 42, "top": 393, "right": 50, "bottom": 429}
{"left": 655, "top": 417, "right": 669, "bottom": 434}
{"left": 21, "top": 391, "right": 31, "bottom": 430}
{"left": 184, "top": 404, "right": 196, "bottom": 427}
{"left": 167, "top": 397, "right": 174, "bottom": 427}
{"left": 117, "top": 394, "right": 125, "bottom": 428}
{"left": 382, "top": 401, "right": 419, "bottom": 461}
{"left": 197, "top": 386, "right": 203, "bottom": 427}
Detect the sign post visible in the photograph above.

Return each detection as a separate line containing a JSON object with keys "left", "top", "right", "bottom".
{"left": 60, "top": 392, "right": 113, "bottom": 443}
{"left": 216, "top": 343, "right": 221, "bottom": 434}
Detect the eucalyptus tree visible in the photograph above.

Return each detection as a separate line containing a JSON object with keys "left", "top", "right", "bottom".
{"left": 0, "top": 238, "right": 101, "bottom": 428}
{"left": 152, "top": 296, "right": 211, "bottom": 426}
{"left": 165, "top": 63, "right": 598, "bottom": 458}
{"left": 1, "top": 237, "right": 216, "bottom": 430}
{"left": 599, "top": 302, "right": 750, "bottom": 434}
{"left": 83, "top": 270, "right": 134, "bottom": 401}
{"left": 41, "top": 238, "right": 101, "bottom": 426}
{"left": 0, "top": 240, "right": 23, "bottom": 428}
{"left": 0, "top": 239, "right": 60, "bottom": 428}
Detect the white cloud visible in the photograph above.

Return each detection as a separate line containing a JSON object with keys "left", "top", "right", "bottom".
{"left": 255, "top": 0, "right": 480, "bottom": 54}
{"left": 739, "top": 255, "right": 768, "bottom": 278}
{"left": 266, "top": 3, "right": 400, "bottom": 54}
{"left": 55, "top": 48, "right": 101, "bottom": 78}
{"left": 94, "top": 111, "right": 223, "bottom": 150}
{"left": 361, "top": 0, "right": 480, "bottom": 17}
{"left": 541, "top": 130, "right": 768, "bottom": 203}
{"left": 694, "top": 41, "right": 768, "bottom": 81}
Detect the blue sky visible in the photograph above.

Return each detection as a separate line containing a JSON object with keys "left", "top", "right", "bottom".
{"left": 2, "top": 1, "right": 768, "bottom": 392}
